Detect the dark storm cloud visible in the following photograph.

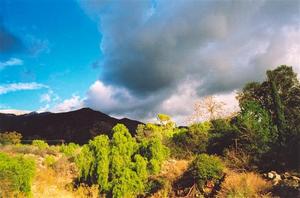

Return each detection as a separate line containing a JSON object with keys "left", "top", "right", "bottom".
{"left": 80, "top": 0, "right": 300, "bottom": 120}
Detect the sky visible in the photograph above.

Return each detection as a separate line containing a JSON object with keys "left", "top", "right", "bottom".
{"left": 0, "top": 0, "right": 299, "bottom": 124}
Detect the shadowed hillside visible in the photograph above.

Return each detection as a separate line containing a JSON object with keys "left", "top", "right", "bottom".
{"left": 0, "top": 108, "right": 142, "bottom": 144}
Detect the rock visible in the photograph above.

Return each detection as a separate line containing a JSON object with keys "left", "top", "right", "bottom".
{"left": 273, "top": 173, "right": 281, "bottom": 185}
{"left": 268, "top": 172, "right": 275, "bottom": 179}
{"left": 291, "top": 176, "right": 300, "bottom": 182}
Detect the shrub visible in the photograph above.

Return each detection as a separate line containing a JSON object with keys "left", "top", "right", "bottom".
{"left": 59, "top": 143, "right": 80, "bottom": 157}
{"left": 44, "top": 155, "right": 56, "bottom": 167}
{"left": 217, "top": 171, "right": 271, "bottom": 198}
{"left": 223, "top": 149, "right": 252, "bottom": 171}
{"left": 32, "top": 139, "right": 49, "bottom": 150}
{"left": 207, "top": 119, "right": 238, "bottom": 155}
{"left": 0, "top": 152, "right": 35, "bottom": 196}
{"left": 0, "top": 131, "right": 22, "bottom": 145}
{"left": 172, "top": 122, "right": 210, "bottom": 157}
{"left": 75, "top": 124, "right": 168, "bottom": 197}
{"left": 190, "top": 154, "right": 224, "bottom": 188}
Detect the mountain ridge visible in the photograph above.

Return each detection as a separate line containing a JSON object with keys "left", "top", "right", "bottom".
{"left": 0, "top": 108, "right": 142, "bottom": 144}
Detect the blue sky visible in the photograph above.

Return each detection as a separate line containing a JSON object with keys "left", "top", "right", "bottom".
{"left": 0, "top": 0, "right": 299, "bottom": 124}
{"left": 0, "top": 0, "right": 101, "bottom": 111}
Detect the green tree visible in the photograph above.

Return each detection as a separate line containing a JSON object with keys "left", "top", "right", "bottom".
{"left": 235, "top": 101, "right": 277, "bottom": 162}
{"left": 237, "top": 65, "right": 300, "bottom": 169}
{"left": 76, "top": 124, "right": 168, "bottom": 197}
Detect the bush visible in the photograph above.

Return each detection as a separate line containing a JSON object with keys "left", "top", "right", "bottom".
{"left": 44, "top": 155, "right": 56, "bottom": 167}
{"left": 32, "top": 139, "right": 49, "bottom": 150}
{"left": 207, "top": 119, "right": 238, "bottom": 155}
{"left": 172, "top": 122, "right": 210, "bottom": 157}
{"left": 59, "top": 143, "right": 80, "bottom": 157}
{"left": 75, "top": 124, "right": 168, "bottom": 197}
{"left": 217, "top": 171, "right": 271, "bottom": 198}
{"left": 190, "top": 154, "right": 224, "bottom": 188}
{"left": 0, "top": 152, "right": 35, "bottom": 196}
{"left": 0, "top": 131, "right": 22, "bottom": 145}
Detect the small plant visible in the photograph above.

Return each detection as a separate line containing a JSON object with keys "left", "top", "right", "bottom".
{"left": 0, "top": 131, "right": 22, "bottom": 145}
{"left": 190, "top": 154, "right": 224, "bottom": 188}
{"left": 59, "top": 142, "right": 80, "bottom": 157}
{"left": 0, "top": 152, "right": 35, "bottom": 196}
{"left": 217, "top": 171, "right": 271, "bottom": 198}
{"left": 32, "top": 139, "right": 49, "bottom": 150}
{"left": 44, "top": 155, "right": 56, "bottom": 167}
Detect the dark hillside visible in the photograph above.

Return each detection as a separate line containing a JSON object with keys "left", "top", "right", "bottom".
{"left": 0, "top": 108, "right": 142, "bottom": 144}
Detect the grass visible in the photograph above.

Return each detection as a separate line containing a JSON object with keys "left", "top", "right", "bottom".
{"left": 217, "top": 171, "right": 272, "bottom": 198}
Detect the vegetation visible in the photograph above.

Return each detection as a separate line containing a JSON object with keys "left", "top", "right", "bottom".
{"left": 0, "top": 131, "right": 22, "bottom": 145}
{"left": 190, "top": 154, "right": 224, "bottom": 188}
{"left": 75, "top": 124, "right": 168, "bottom": 197}
{"left": 0, "top": 152, "right": 35, "bottom": 196}
{"left": 32, "top": 139, "right": 49, "bottom": 150}
{"left": 217, "top": 171, "right": 271, "bottom": 198}
{"left": 0, "top": 65, "right": 299, "bottom": 197}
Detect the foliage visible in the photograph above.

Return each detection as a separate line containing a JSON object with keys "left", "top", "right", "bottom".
{"left": 190, "top": 154, "right": 224, "bottom": 188}
{"left": 59, "top": 142, "right": 80, "bottom": 157}
{"left": 139, "top": 137, "right": 169, "bottom": 174}
{"left": 75, "top": 124, "right": 168, "bottom": 197}
{"left": 235, "top": 101, "right": 277, "bottom": 163}
{"left": 44, "top": 155, "right": 56, "bottom": 167}
{"left": 0, "top": 131, "right": 22, "bottom": 145}
{"left": 32, "top": 139, "right": 49, "bottom": 150}
{"left": 172, "top": 122, "right": 210, "bottom": 157}
{"left": 207, "top": 119, "right": 238, "bottom": 155}
{"left": 0, "top": 152, "right": 35, "bottom": 196}
{"left": 237, "top": 65, "right": 300, "bottom": 169}
{"left": 217, "top": 171, "right": 271, "bottom": 198}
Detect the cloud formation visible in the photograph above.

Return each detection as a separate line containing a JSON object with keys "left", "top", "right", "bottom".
{"left": 0, "top": 82, "right": 48, "bottom": 95}
{"left": 78, "top": 0, "right": 300, "bottom": 123}
{"left": 0, "top": 58, "right": 23, "bottom": 70}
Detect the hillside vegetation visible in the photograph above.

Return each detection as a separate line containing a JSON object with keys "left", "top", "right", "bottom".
{"left": 0, "top": 65, "right": 299, "bottom": 197}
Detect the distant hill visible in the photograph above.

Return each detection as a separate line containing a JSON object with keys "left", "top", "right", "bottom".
{"left": 0, "top": 108, "right": 142, "bottom": 144}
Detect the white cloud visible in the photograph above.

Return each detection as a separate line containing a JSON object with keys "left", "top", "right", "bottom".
{"left": 0, "top": 109, "right": 30, "bottom": 115}
{"left": 0, "top": 82, "right": 48, "bottom": 95}
{"left": 0, "top": 58, "right": 23, "bottom": 69}
{"left": 40, "top": 90, "right": 60, "bottom": 103}
{"left": 51, "top": 95, "right": 84, "bottom": 113}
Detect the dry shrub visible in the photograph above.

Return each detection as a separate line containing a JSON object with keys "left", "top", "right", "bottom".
{"left": 72, "top": 184, "right": 100, "bottom": 198}
{"left": 159, "top": 159, "right": 190, "bottom": 181}
{"left": 217, "top": 171, "right": 272, "bottom": 198}
{"left": 224, "top": 149, "right": 252, "bottom": 171}
{"left": 0, "top": 144, "right": 59, "bottom": 157}
{"left": 32, "top": 166, "right": 75, "bottom": 198}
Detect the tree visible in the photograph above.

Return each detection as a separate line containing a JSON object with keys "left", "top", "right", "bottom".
{"left": 235, "top": 101, "right": 277, "bottom": 163}
{"left": 76, "top": 124, "right": 168, "bottom": 197}
{"left": 187, "top": 96, "right": 226, "bottom": 124}
{"left": 237, "top": 65, "right": 300, "bottom": 169}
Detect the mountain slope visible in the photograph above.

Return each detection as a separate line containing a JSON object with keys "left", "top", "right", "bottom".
{"left": 0, "top": 108, "right": 142, "bottom": 144}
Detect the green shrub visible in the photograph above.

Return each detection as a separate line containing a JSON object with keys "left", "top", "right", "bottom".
{"left": 59, "top": 143, "right": 80, "bottom": 157}
{"left": 190, "top": 154, "right": 224, "bottom": 188}
{"left": 0, "top": 152, "right": 35, "bottom": 196}
{"left": 44, "top": 155, "right": 56, "bottom": 167}
{"left": 172, "top": 122, "right": 210, "bottom": 157}
{"left": 75, "top": 124, "right": 168, "bottom": 197}
{"left": 0, "top": 131, "right": 22, "bottom": 145}
{"left": 32, "top": 139, "right": 49, "bottom": 150}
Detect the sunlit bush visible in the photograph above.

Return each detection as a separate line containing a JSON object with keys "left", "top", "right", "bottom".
{"left": 32, "top": 139, "right": 49, "bottom": 150}
{"left": 59, "top": 142, "right": 80, "bottom": 157}
{"left": 75, "top": 124, "right": 168, "bottom": 197}
{"left": 0, "top": 152, "right": 35, "bottom": 196}
{"left": 0, "top": 131, "right": 22, "bottom": 145}
{"left": 190, "top": 154, "right": 224, "bottom": 188}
